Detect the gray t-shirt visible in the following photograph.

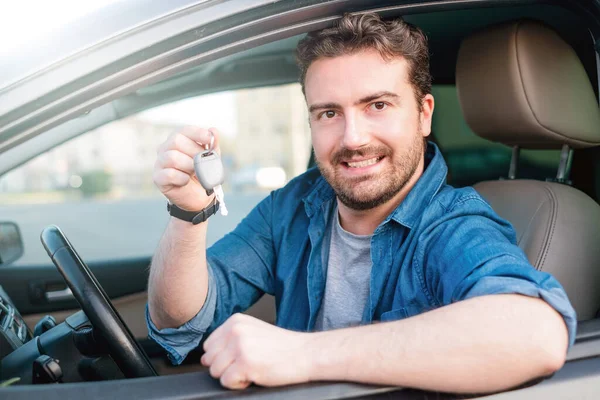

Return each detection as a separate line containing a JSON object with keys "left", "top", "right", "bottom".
{"left": 314, "top": 205, "right": 373, "bottom": 330}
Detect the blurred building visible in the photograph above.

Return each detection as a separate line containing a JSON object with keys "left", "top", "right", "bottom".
{"left": 232, "top": 83, "right": 311, "bottom": 182}
{"left": 0, "top": 83, "right": 312, "bottom": 197}
{"left": 0, "top": 118, "right": 172, "bottom": 196}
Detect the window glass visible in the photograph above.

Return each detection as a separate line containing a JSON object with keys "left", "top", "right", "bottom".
{"left": 431, "top": 85, "right": 560, "bottom": 187}
{"left": 0, "top": 83, "right": 311, "bottom": 266}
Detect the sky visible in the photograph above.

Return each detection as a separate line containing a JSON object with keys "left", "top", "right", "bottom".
{"left": 0, "top": 0, "right": 238, "bottom": 137}
{"left": 138, "top": 92, "right": 238, "bottom": 138}
{"left": 0, "top": 1, "right": 123, "bottom": 51}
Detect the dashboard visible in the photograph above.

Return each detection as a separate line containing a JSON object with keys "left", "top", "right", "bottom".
{"left": 0, "top": 286, "right": 31, "bottom": 357}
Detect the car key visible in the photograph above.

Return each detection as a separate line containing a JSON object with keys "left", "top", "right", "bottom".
{"left": 213, "top": 184, "right": 228, "bottom": 216}
{"left": 194, "top": 150, "right": 224, "bottom": 194}
{"left": 193, "top": 133, "right": 228, "bottom": 216}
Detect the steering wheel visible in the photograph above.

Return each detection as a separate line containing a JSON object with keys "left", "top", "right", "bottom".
{"left": 41, "top": 225, "right": 157, "bottom": 378}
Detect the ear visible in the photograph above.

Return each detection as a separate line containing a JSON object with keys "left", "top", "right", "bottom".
{"left": 419, "top": 93, "right": 435, "bottom": 138}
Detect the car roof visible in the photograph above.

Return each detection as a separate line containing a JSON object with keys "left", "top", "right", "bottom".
{"left": 0, "top": 0, "right": 204, "bottom": 91}
{"left": 128, "top": 4, "right": 596, "bottom": 114}
{"left": 1, "top": 1, "right": 593, "bottom": 95}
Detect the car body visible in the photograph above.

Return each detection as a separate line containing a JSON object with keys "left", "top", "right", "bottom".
{"left": 0, "top": 0, "right": 600, "bottom": 398}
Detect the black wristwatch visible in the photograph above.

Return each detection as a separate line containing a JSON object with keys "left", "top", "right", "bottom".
{"left": 167, "top": 198, "right": 220, "bottom": 225}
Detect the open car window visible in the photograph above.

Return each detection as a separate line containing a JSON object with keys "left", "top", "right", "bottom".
{"left": 0, "top": 83, "right": 311, "bottom": 266}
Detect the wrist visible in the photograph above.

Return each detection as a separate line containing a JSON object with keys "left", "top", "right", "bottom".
{"left": 303, "top": 331, "right": 332, "bottom": 382}
{"left": 167, "top": 197, "right": 219, "bottom": 225}
{"left": 169, "top": 214, "right": 208, "bottom": 228}
{"left": 175, "top": 195, "right": 216, "bottom": 212}
{"left": 306, "top": 329, "right": 358, "bottom": 382}
{"left": 167, "top": 215, "right": 209, "bottom": 244}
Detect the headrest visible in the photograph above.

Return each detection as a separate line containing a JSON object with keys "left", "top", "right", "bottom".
{"left": 456, "top": 20, "right": 600, "bottom": 149}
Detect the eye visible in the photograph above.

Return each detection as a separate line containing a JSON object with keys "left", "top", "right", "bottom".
{"left": 370, "top": 102, "right": 387, "bottom": 111}
{"left": 319, "top": 110, "right": 337, "bottom": 119}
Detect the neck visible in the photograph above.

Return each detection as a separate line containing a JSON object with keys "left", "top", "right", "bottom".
{"left": 337, "top": 156, "right": 426, "bottom": 236}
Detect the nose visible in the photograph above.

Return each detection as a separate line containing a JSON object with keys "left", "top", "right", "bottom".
{"left": 341, "top": 111, "right": 369, "bottom": 150}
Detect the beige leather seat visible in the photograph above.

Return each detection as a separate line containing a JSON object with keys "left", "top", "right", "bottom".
{"left": 456, "top": 20, "right": 600, "bottom": 320}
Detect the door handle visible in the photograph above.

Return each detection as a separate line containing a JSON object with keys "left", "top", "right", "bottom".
{"left": 45, "top": 287, "right": 74, "bottom": 302}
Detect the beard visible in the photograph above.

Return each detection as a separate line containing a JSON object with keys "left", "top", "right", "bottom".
{"left": 316, "top": 133, "right": 425, "bottom": 211}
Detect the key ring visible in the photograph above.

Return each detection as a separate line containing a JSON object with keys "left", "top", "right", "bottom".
{"left": 205, "top": 131, "right": 215, "bottom": 152}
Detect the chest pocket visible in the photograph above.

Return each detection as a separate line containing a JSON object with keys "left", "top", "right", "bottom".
{"left": 380, "top": 308, "right": 408, "bottom": 322}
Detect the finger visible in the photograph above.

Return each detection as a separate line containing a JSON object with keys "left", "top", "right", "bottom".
{"left": 219, "top": 362, "right": 251, "bottom": 390}
{"left": 161, "top": 130, "right": 206, "bottom": 158}
{"left": 202, "top": 329, "right": 230, "bottom": 364}
{"left": 203, "top": 317, "right": 233, "bottom": 351}
{"left": 157, "top": 149, "right": 194, "bottom": 173}
{"left": 176, "top": 127, "right": 221, "bottom": 151}
{"left": 207, "top": 127, "right": 221, "bottom": 150}
{"left": 201, "top": 337, "right": 228, "bottom": 367}
{"left": 181, "top": 126, "right": 220, "bottom": 148}
{"left": 203, "top": 312, "right": 249, "bottom": 351}
{"left": 202, "top": 320, "right": 234, "bottom": 365}
{"left": 153, "top": 168, "right": 191, "bottom": 189}
{"left": 206, "top": 346, "right": 235, "bottom": 379}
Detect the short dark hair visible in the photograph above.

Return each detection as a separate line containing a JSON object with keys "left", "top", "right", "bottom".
{"left": 296, "top": 13, "right": 432, "bottom": 108}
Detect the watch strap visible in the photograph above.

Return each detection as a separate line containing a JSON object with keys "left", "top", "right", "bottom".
{"left": 167, "top": 198, "right": 220, "bottom": 225}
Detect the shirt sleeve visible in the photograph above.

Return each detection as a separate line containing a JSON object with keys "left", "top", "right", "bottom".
{"left": 146, "top": 265, "right": 218, "bottom": 365}
{"left": 204, "top": 191, "right": 277, "bottom": 330}
{"left": 420, "top": 195, "right": 577, "bottom": 347}
{"left": 146, "top": 193, "right": 277, "bottom": 364}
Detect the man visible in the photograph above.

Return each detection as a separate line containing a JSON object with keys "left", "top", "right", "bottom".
{"left": 147, "top": 13, "right": 576, "bottom": 393}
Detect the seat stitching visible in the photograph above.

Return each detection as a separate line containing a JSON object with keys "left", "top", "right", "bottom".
{"left": 517, "top": 198, "right": 546, "bottom": 248}
{"left": 537, "top": 184, "right": 558, "bottom": 271}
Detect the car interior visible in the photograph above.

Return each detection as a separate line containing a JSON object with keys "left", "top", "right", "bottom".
{"left": 458, "top": 18, "right": 600, "bottom": 321}
{"left": 0, "top": 1, "right": 600, "bottom": 398}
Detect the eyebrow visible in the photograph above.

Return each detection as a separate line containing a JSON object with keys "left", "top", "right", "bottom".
{"left": 308, "top": 91, "right": 400, "bottom": 114}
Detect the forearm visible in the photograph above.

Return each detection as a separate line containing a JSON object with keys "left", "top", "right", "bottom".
{"left": 307, "top": 294, "right": 568, "bottom": 393}
{"left": 148, "top": 217, "right": 210, "bottom": 330}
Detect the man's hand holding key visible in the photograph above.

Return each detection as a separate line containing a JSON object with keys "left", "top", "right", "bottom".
{"left": 153, "top": 127, "right": 225, "bottom": 214}
{"left": 195, "top": 132, "right": 228, "bottom": 215}
{"left": 149, "top": 126, "right": 225, "bottom": 336}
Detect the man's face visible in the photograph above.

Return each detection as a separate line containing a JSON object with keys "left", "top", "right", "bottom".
{"left": 305, "top": 50, "right": 434, "bottom": 211}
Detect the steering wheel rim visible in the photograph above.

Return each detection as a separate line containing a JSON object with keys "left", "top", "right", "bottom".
{"left": 41, "top": 225, "right": 157, "bottom": 378}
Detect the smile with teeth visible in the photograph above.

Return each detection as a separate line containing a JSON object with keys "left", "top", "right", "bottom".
{"left": 345, "top": 157, "right": 382, "bottom": 168}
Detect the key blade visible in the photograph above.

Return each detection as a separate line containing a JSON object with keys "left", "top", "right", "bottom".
{"left": 214, "top": 185, "right": 228, "bottom": 216}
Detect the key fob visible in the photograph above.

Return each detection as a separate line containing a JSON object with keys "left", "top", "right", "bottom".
{"left": 194, "top": 150, "right": 225, "bottom": 196}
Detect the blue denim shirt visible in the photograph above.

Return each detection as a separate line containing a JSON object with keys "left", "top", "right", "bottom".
{"left": 147, "top": 143, "right": 577, "bottom": 364}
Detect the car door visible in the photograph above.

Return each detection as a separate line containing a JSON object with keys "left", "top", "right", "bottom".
{"left": 0, "top": 82, "right": 310, "bottom": 363}
{"left": 0, "top": 0, "right": 313, "bottom": 367}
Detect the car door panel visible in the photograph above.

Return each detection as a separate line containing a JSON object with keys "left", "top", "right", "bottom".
{"left": 20, "top": 291, "right": 276, "bottom": 340}
{"left": 21, "top": 291, "right": 149, "bottom": 338}
{"left": 0, "top": 257, "right": 150, "bottom": 316}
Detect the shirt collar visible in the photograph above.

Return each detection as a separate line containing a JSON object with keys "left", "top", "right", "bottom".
{"left": 385, "top": 142, "right": 447, "bottom": 229}
{"left": 302, "top": 170, "right": 336, "bottom": 218}
{"left": 303, "top": 142, "right": 448, "bottom": 228}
